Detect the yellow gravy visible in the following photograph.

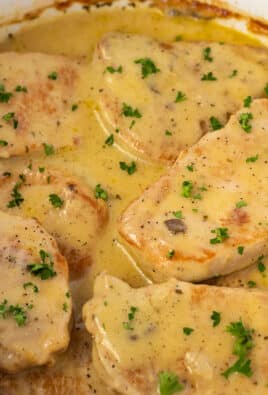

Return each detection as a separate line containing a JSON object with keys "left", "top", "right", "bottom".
{"left": 0, "top": 5, "right": 264, "bottom": 394}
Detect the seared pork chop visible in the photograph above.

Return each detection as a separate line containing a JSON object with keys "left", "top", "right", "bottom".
{"left": 0, "top": 168, "right": 108, "bottom": 278}
{"left": 0, "top": 211, "right": 71, "bottom": 373}
{"left": 92, "top": 32, "right": 268, "bottom": 162}
{"left": 83, "top": 274, "right": 268, "bottom": 395}
{"left": 119, "top": 99, "right": 268, "bottom": 282}
{"left": 0, "top": 52, "right": 83, "bottom": 158}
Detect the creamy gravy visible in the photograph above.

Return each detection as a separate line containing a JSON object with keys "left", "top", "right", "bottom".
{"left": 0, "top": 5, "right": 264, "bottom": 394}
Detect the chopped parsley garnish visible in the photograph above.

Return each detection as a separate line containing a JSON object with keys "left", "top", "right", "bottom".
{"left": 48, "top": 71, "right": 58, "bottom": 80}
{"left": 175, "top": 35, "right": 183, "bottom": 41}
{"left": 210, "top": 116, "right": 223, "bottom": 131}
{"left": 0, "top": 300, "right": 27, "bottom": 326}
{"left": 210, "top": 227, "right": 229, "bottom": 244}
{"left": 237, "top": 246, "right": 244, "bottom": 255}
{"left": 159, "top": 371, "right": 184, "bottom": 395}
{"left": 243, "top": 96, "right": 252, "bottom": 108}
{"left": 2, "top": 111, "right": 18, "bottom": 129}
{"left": 167, "top": 249, "right": 175, "bottom": 259}
{"left": 49, "top": 193, "right": 64, "bottom": 208}
{"left": 27, "top": 249, "right": 57, "bottom": 280}
{"left": 264, "top": 83, "right": 268, "bottom": 97}
{"left": 181, "top": 180, "right": 193, "bottom": 198}
{"left": 106, "top": 65, "right": 123, "bottom": 74}
{"left": 246, "top": 154, "right": 258, "bottom": 163}
{"left": 239, "top": 112, "right": 253, "bottom": 133}
{"left": 173, "top": 211, "right": 183, "bottom": 219}
{"left": 222, "top": 320, "right": 253, "bottom": 379}
{"left": 183, "top": 327, "right": 194, "bottom": 335}
{"left": 123, "top": 306, "right": 138, "bottom": 331}
{"left": 95, "top": 184, "right": 108, "bottom": 201}
{"left": 134, "top": 58, "right": 160, "bottom": 79}
{"left": 203, "top": 47, "right": 213, "bottom": 62}
{"left": 43, "top": 143, "right": 55, "bottom": 156}
{"left": 71, "top": 103, "right": 78, "bottom": 111}
{"left": 7, "top": 180, "right": 24, "bottom": 208}
{"left": 122, "top": 103, "right": 142, "bottom": 118}
{"left": 229, "top": 69, "right": 238, "bottom": 78}
{"left": 63, "top": 302, "right": 68, "bottom": 312}
{"left": 175, "top": 91, "right": 187, "bottom": 103}
{"left": 186, "top": 163, "right": 194, "bottom": 172}
{"left": 210, "top": 311, "right": 221, "bottom": 327}
{"left": 236, "top": 200, "right": 247, "bottom": 209}
{"left": 201, "top": 71, "right": 217, "bottom": 81}
{"left": 105, "top": 134, "right": 114, "bottom": 146}
{"left": 247, "top": 280, "right": 256, "bottom": 288}
{"left": 0, "top": 140, "right": 8, "bottom": 146}
{"left": 119, "top": 161, "right": 137, "bottom": 175}
{"left": 165, "top": 130, "right": 172, "bottom": 136}
{"left": 23, "top": 282, "right": 39, "bottom": 293}
{"left": 0, "top": 84, "right": 12, "bottom": 103}
{"left": 39, "top": 167, "right": 45, "bottom": 173}
{"left": 257, "top": 255, "right": 266, "bottom": 274}
{"left": 3, "top": 171, "right": 11, "bottom": 177}
{"left": 15, "top": 85, "right": 27, "bottom": 93}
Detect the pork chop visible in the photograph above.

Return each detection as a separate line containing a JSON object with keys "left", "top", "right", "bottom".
{"left": 0, "top": 167, "right": 108, "bottom": 278}
{"left": 83, "top": 274, "right": 268, "bottom": 395}
{"left": 119, "top": 99, "right": 268, "bottom": 282}
{"left": 0, "top": 52, "right": 83, "bottom": 158}
{"left": 0, "top": 211, "right": 72, "bottom": 373}
{"left": 91, "top": 32, "right": 268, "bottom": 162}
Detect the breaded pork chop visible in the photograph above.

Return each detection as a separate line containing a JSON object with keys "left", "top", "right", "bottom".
{"left": 0, "top": 211, "right": 72, "bottom": 373}
{"left": 83, "top": 274, "right": 268, "bottom": 395}
{"left": 0, "top": 52, "right": 83, "bottom": 158}
{"left": 0, "top": 168, "right": 108, "bottom": 278}
{"left": 91, "top": 32, "right": 268, "bottom": 163}
{"left": 119, "top": 99, "right": 268, "bottom": 282}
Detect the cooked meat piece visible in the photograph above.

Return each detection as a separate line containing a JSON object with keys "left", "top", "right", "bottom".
{"left": 119, "top": 99, "right": 268, "bottom": 282}
{"left": 211, "top": 255, "right": 268, "bottom": 289}
{"left": 83, "top": 274, "right": 268, "bottom": 395}
{"left": 0, "top": 211, "right": 72, "bottom": 373}
{"left": 0, "top": 52, "right": 83, "bottom": 158}
{"left": 91, "top": 32, "right": 268, "bottom": 162}
{"left": 0, "top": 168, "right": 108, "bottom": 278}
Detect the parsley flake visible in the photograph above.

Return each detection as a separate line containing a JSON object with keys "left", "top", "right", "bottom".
{"left": 181, "top": 180, "right": 193, "bottom": 198}
{"left": 123, "top": 306, "right": 138, "bottom": 331}
{"left": 0, "top": 84, "right": 12, "bottom": 103}
{"left": 211, "top": 311, "right": 221, "bottom": 327}
{"left": 71, "top": 103, "right": 78, "bottom": 111}
{"left": 122, "top": 103, "right": 142, "bottom": 118}
{"left": 165, "top": 130, "right": 172, "bottom": 136}
{"left": 23, "top": 282, "right": 39, "bottom": 293}
{"left": 247, "top": 280, "right": 256, "bottom": 288}
{"left": 119, "top": 161, "right": 137, "bottom": 175}
{"left": 7, "top": 180, "right": 24, "bottom": 208}
{"left": 95, "top": 184, "right": 108, "bottom": 201}
{"left": 203, "top": 47, "right": 213, "bottom": 62}
{"left": 257, "top": 255, "right": 266, "bottom": 274}
{"left": 159, "top": 371, "right": 184, "bottom": 395}
{"left": 239, "top": 112, "right": 253, "bottom": 133}
{"left": 237, "top": 246, "right": 244, "bottom": 255}
{"left": 27, "top": 250, "right": 57, "bottom": 280}
{"left": 210, "top": 227, "right": 229, "bottom": 244}
{"left": 236, "top": 200, "right": 247, "bottom": 209}
{"left": 210, "top": 116, "right": 223, "bottom": 131}
{"left": 43, "top": 143, "right": 55, "bottom": 156}
{"left": 0, "top": 140, "right": 8, "bottom": 146}
{"left": 0, "top": 300, "right": 27, "bottom": 326}
{"left": 264, "top": 83, "right": 268, "bottom": 97}
{"left": 243, "top": 96, "right": 252, "bottom": 108}
{"left": 201, "top": 72, "right": 217, "bottom": 81}
{"left": 106, "top": 65, "right": 123, "bottom": 74}
{"left": 229, "top": 69, "right": 238, "bottom": 78}
{"left": 175, "top": 91, "right": 187, "bottom": 103}
{"left": 134, "top": 58, "right": 160, "bottom": 79}
{"left": 246, "top": 154, "right": 258, "bottom": 163}
{"left": 167, "top": 249, "right": 175, "bottom": 259}
{"left": 173, "top": 211, "right": 183, "bottom": 219}
{"left": 105, "top": 134, "right": 114, "bottom": 146}
{"left": 48, "top": 71, "right": 58, "bottom": 80}
{"left": 49, "top": 193, "right": 64, "bottom": 208}
{"left": 15, "top": 85, "right": 27, "bottom": 93}
{"left": 183, "top": 327, "right": 194, "bottom": 335}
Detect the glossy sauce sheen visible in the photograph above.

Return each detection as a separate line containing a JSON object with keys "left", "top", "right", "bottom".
{"left": 0, "top": 6, "right": 266, "bottom": 394}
